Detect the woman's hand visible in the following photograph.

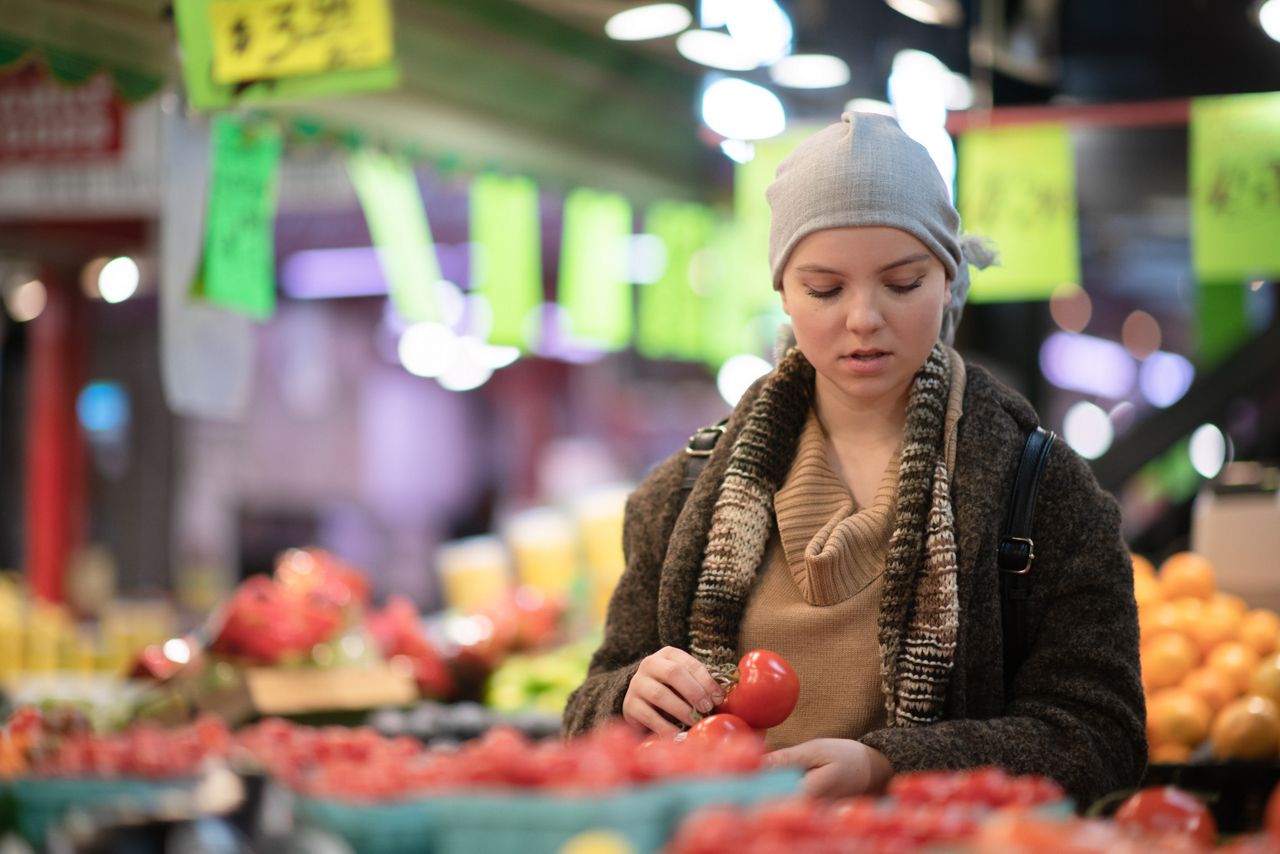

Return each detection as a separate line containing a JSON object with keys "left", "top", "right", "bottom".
{"left": 767, "top": 739, "right": 894, "bottom": 798}
{"left": 623, "top": 647, "right": 725, "bottom": 734}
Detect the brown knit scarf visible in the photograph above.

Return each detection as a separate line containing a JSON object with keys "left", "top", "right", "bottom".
{"left": 688, "top": 343, "right": 959, "bottom": 728}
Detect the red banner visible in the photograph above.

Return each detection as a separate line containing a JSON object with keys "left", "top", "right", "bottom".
{"left": 0, "top": 64, "right": 123, "bottom": 163}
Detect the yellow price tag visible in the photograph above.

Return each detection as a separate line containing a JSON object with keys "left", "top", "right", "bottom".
{"left": 209, "top": 0, "right": 393, "bottom": 84}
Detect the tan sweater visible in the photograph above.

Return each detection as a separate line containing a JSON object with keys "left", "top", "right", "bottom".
{"left": 739, "top": 349, "right": 967, "bottom": 749}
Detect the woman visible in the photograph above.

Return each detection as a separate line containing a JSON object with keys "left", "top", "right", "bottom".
{"left": 563, "top": 112, "right": 1146, "bottom": 806}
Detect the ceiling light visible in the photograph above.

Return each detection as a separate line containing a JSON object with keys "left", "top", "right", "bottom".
{"left": 1258, "top": 0, "right": 1280, "bottom": 42}
{"left": 604, "top": 4, "right": 693, "bottom": 41}
{"left": 700, "top": 0, "right": 730, "bottom": 28}
{"left": 1039, "top": 332, "right": 1136, "bottom": 399}
{"left": 720, "top": 139, "right": 756, "bottom": 163}
{"left": 889, "top": 49, "right": 950, "bottom": 128}
{"left": 99, "top": 256, "right": 140, "bottom": 304}
{"left": 701, "top": 78, "right": 786, "bottom": 140}
{"left": 944, "top": 71, "right": 974, "bottom": 110}
{"left": 844, "top": 98, "right": 896, "bottom": 117}
{"left": 4, "top": 278, "right": 46, "bottom": 322}
{"left": 1062, "top": 401, "right": 1113, "bottom": 460}
{"left": 724, "top": 0, "right": 793, "bottom": 66}
{"left": 398, "top": 322, "right": 458, "bottom": 378}
{"left": 885, "top": 0, "right": 963, "bottom": 26}
{"left": 768, "top": 54, "right": 851, "bottom": 89}
{"left": 1190, "top": 424, "right": 1228, "bottom": 479}
{"left": 676, "top": 29, "right": 759, "bottom": 71}
{"left": 717, "top": 354, "right": 772, "bottom": 406}
{"left": 1139, "top": 351, "right": 1195, "bottom": 408}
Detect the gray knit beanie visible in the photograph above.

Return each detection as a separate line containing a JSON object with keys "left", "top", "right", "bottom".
{"left": 766, "top": 111, "right": 996, "bottom": 344}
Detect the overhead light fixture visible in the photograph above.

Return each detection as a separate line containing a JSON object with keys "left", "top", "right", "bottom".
{"left": 844, "top": 98, "right": 896, "bottom": 117}
{"left": 604, "top": 4, "right": 693, "bottom": 41}
{"left": 98, "top": 256, "right": 140, "bottom": 304}
{"left": 700, "top": 0, "right": 731, "bottom": 28}
{"left": 724, "top": 0, "right": 793, "bottom": 66}
{"left": 768, "top": 54, "right": 851, "bottom": 89}
{"left": 720, "top": 139, "right": 756, "bottom": 163}
{"left": 885, "top": 0, "right": 963, "bottom": 26}
{"left": 676, "top": 29, "right": 759, "bottom": 71}
{"left": 1190, "top": 424, "right": 1228, "bottom": 479}
{"left": 1062, "top": 401, "right": 1113, "bottom": 460}
{"left": 1257, "top": 0, "right": 1280, "bottom": 42}
{"left": 701, "top": 77, "right": 786, "bottom": 140}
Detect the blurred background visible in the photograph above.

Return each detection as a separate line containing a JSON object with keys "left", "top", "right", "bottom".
{"left": 0, "top": 0, "right": 1277, "bottom": 707}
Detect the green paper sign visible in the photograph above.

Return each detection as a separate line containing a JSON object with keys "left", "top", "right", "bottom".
{"left": 347, "top": 149, "right": 441, "bottom": 324}
{"left": 202, "top": 114, "right": 282, "bottom": 321}
{"left": 558, "top": 188, "right": 632, "bottom": 350}
{"left": 958, "top": 124, "right": 1080, "bottom": 302}
{"left": 637, "top": 201, "right": 716, "bottom": 362}
{"left": 1190, "top": 92, "right": 1280, "bottom": 283}
{"left": 173, "top": 0, "right": 399, "bottom": 111}
{"left": 470, "top": 174, "right": 543, "bottom": 349}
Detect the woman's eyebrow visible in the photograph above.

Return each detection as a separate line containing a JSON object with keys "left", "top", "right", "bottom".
{"left": 876, "top": 253, "right": 931, "bottom": 274}
{"left": 793, "top": 263, "right": 844, "bottom": 275}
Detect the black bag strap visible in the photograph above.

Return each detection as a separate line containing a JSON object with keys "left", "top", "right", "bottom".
{"left": 998, "top": 426, "right": 1057, "bottom": 690}
{"left": 680, "top": 418, "right": 729, "bottom": 508}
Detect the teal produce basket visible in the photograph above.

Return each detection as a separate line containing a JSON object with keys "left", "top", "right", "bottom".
{"left": 295, "top": 768, "right": 803, "bottom": 854}
{"left": 12, "top": 776, "right": 196, "bottom": 846}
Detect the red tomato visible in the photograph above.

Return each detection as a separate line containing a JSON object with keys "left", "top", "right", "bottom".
{"left": 686, "top": 713, "right": 754, "bottom": 746}
{"left": 1114, "top": 786, "right": 1216, "bottom": 848}
{"left": 718, "top": 649, "right": 799, "bottom": 729}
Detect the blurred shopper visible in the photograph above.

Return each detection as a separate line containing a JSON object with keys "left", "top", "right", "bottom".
{"left": 564, "top": 112, "right": 1145, "bottom": 805}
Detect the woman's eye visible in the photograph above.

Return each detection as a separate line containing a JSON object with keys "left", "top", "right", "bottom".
{"left": 803, "top": 285, "right": 840, "bottom": 299}
{"left": 887, "top": 278, "right": 924, "bottom": 294}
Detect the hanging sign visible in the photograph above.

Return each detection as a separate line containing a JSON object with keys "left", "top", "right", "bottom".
{"left": 174, "top": 0, "right": 398, "bottom": 110}
{"left": 208, "top": 0, "right": 394, "bottom": 84}
{"left": 201, "top": 114, "right": 283, "bottom": 320}
{"left": 958, "top": 123, "right": 1080, "bottom": 302}
{"left": 1190, "top": 91, "right": 1280, "bottom": 283}
{"left": 470, "top": 173, "right": 543, "bottom": 349}
{"left": 558, "top": 188, "right": 632, "bottom": 350}
{"left": 347, "top": 148, "right": 442, "bottom": 324}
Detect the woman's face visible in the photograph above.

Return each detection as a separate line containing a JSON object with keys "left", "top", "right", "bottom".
{"left": 780, "top": 226, "right": 951, "bottom": 410}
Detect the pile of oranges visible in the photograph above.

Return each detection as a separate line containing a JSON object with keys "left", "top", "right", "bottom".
{"left": 1138, "top": 550, "right": 1280, "bottom": 764}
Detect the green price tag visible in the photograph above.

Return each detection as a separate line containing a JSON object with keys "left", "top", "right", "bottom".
{"left": 558, "top": 188, "right": 632, "bottom": 350}
{"left": 347, "top": 148, "right": 441, "bottom": 324}
{"left": 470, "top": 173, "right": 543, "bottom": 349}
{"left": 638, "top": 201, "right": 716, "bottom": 362}
{"left": 202, "top": 114, "right": 282, "bottom": 320}
{"left": 958, "top": 123, "right": 1080, "bottom": 302}
{"left": 1191, "top": 92, "right": 1280, "bottom": 283}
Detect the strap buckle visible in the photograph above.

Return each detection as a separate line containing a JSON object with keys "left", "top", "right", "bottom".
{"left": 685, "top": 424, "right": 726, "bottom": 458}
{"left": 998, "top": 536, "right": 1035, "bottom": 575}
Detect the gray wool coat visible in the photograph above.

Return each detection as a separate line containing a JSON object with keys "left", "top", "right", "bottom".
{"left": 563, "top": 359, "right": 1147, "bottom": 807}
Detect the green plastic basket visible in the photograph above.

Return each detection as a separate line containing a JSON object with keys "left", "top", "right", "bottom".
{"left": 294, "top": 797, "right": 437, "bottom": 854}
{"left": 295, "top": 768, "right": 803, "bottom": 854}
{"left": 12, "top": 776, "right": 195, "bottom": 846}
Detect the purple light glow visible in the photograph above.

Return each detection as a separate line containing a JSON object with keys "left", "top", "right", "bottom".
{"left": 1139, "top": 351, "right": 1195, "bottom": 408}
{"left": 1038, "top": 332, "right": 1136, "bottom": 399}
{"left": 281, "top": 244, "right": 473, "bottom": 300}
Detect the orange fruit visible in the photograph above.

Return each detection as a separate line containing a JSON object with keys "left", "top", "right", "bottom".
{"left": 1159, "top": 551, "right": 1216, "bottom": 600}
{"left": 1142, "top": 633, "right": 1201, "bottom": 692}
{"left": 1240, "top": 610, "right": 1280, "bottom": 657}
{"left": 1210, "top": 695, "right": 1280, "bottom": 760}
{"left": 1211, "top": 592, "right": 1248, "bottom": 617}
{"left": 1147, "top": 687, "right": 1213, "bottom": 748}
{"left": 1142, "top": 600, "right": 1202, "bottom": 642}
{"left": 1207, "top": 642, "right": 1262, "bottom": 694}
{"left": 1191, "top": 601, "right": 1242, "bottom": 654}
{"left": 1182, "top": 667, "right": 1239, "bottom": 713}
{"left": 1134, "top": 572, "right": 1164, "bottom": 610}
{"left": 1149, "top": 741, "right": 1192, "bottom": 764}
{"left": 1132, "top": 553, "right": 1156, "bottom": 579}
{"left": 1251, "top": 654, "right": 1280, "bottom": 705}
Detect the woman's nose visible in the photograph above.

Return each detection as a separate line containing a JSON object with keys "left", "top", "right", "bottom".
{"left": 844, "top": 291, "right": 883, "bottom": 334}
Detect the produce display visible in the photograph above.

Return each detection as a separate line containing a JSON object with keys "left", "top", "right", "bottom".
{"left": 1136, "top": 551, "right": 1280, "bottom": 763}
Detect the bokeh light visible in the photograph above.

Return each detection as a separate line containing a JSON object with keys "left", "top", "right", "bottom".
{"left": 1063, "top": 401, "right": 1114, "bottom": 460}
